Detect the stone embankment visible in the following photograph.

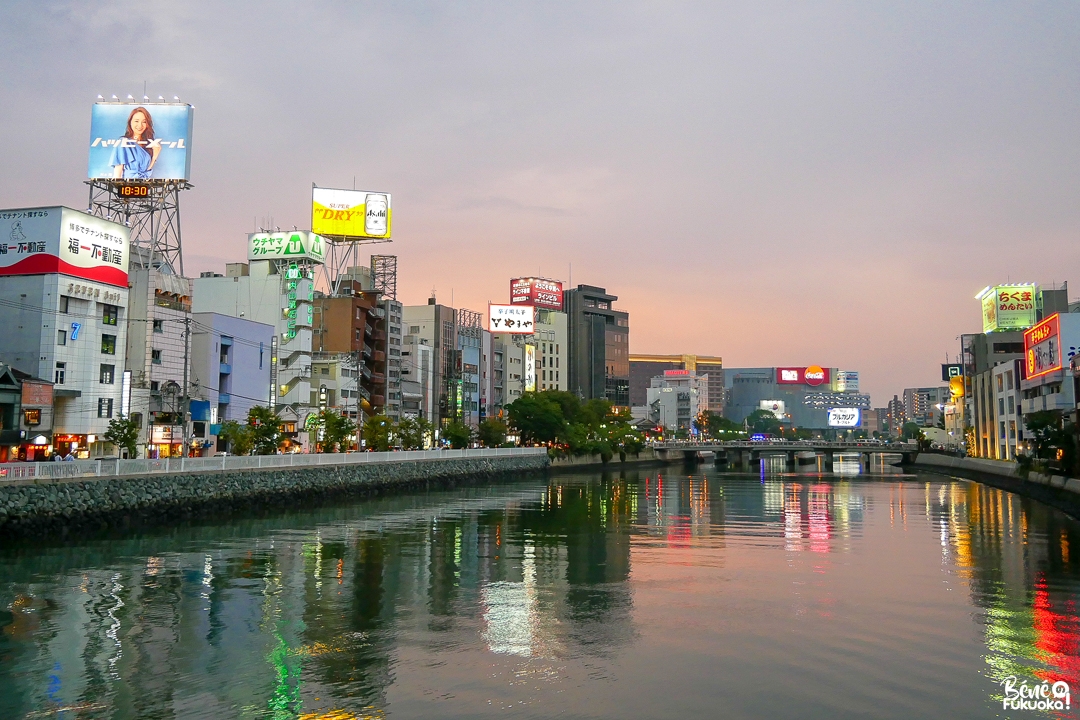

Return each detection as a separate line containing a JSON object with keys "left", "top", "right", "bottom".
{"left": 0, "top": 452, "right": 548, "bottom": 539}
{"left": 913, "top": 454, "right": 1080, "bottom": 519}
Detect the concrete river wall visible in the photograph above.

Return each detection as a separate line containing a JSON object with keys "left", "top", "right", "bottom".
{"left": 0, "top": 448, "right": 549, "bottom": 539}
{"left": 913, "top": 453, "right": 1080, "bottom": 519}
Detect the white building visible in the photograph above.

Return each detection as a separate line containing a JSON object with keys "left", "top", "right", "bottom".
{"left": 193, "top": 232, "right": 324, "bottom": 446}
{"left": 400, "top": 337, "right": 435, "bottom": 425}
{"left": 535, "top": 308, "right": 568, "bottom": 392}
{"left": 645, "top": 372, "right": 709, "bottom": 433}
{"left": 0, "top": 206, "right": 130, "bottom": 458}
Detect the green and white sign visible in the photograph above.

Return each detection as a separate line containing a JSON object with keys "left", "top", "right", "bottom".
{"left": 248, "top": 231, "right": 326, "bottom": 263}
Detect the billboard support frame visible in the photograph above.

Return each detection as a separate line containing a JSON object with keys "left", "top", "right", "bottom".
{"left": 87, "top": 178, "right": 190, "bottom": 276}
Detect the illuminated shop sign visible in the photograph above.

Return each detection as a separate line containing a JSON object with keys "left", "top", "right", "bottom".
{"left": 827, "top": 408, "right": 861, "bottom": 428}
{"left": 1024, "top": 313, "right": 1061, "bottom": 380}
{"left": 489, "top": 304, "right": 535, "bottom": 334}
{"left": 978, "top": 284, "right": 1037, "bottom": 333}
{"left": 510, "top": 277, "right": 563, "bottom": 310}
{"left": 776, "top": 366, "right": 830, "bottom": 386}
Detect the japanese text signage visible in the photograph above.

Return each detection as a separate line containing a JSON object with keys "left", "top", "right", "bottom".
{"left": 982, "top": 284, "right": 1037, "bottom": 333}
{"left": 0, "top": 207, "right": 129, "bottom": 287}
{"left": 1024, "top": 313, "right": 1061, "bottom": 380}
{"left": 510, "top": 277, "right": 563, "bottom": 310}
{"left": 88, "top": 103, "right": 194, "bottom": 181}
{"left": 248, "top": 232, "right": 326, "bottom": 263}
{"left": 524, "top": 344, "right": 537, "bottom": 392}
{"left": 489, "top": 304, "right": 535, "bottom": 334}
{"left": 776, "top": 366, "right": 830, "bottom": 386}
{"left": 828, "top": 408, "right": 861, "bottom": 428}
{"left": 311, "top": 188, "right": 392, "bottom": 239}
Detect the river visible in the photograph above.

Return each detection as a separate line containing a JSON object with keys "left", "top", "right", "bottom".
{"left": 1, "top": 463, "right": 1078, "bottom": 719}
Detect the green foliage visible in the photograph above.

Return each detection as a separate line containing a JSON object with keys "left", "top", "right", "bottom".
{"left": 316, "top": 410, "right": 356, "bottom": 453}
{"left": 900, "top": 422, "right": 923, "bottom": 442}
{"left": 506, "top": 393, "right": 566, "bottom": 444}
{"left": 218, "top": 420, "right": 253, "bottom": 456}
{"left": 247, "top": 405, "right": 283, "bottom": 455}
{"left": 745, "top": 409, "right": 782, "bottom": 435}
{"left": 477, "top": 418, "right": 508, "bottom": 448}
{"left": 396, "top": 416, "right": 432, "bottom": 450}
{"left": 697, "top": 410, "right": 743, "bottom": 438}
{"left": 104, "top": 415, "right": 140, "bottom": 458}
{"left": 1023, "top": 410, "right": 1077, "bottom": 475}
{"left": 362, "top": 414, "right": 393, "bottom": 452}
{"left": 442, "top": 420, "right": 473, "bottom": 449}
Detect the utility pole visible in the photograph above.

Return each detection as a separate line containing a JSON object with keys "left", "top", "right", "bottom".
{"left": 181, "top": 314, "right": 191, "bottom": 457}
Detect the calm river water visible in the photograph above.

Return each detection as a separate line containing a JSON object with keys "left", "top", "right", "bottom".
{"left": 1, "top": 463, "right": 1079, "bottom": 719}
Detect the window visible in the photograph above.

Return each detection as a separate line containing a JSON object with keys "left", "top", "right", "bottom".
{"left": 996, "top": 375, "right": 1004, "bottom": 392}
{"left": 101, "top": 334, "right": 116, "bottom": 354}
{"left": 1007, "top": 397, "right": 1015, "bottom": 414}
{"left": 97, "top": 398, "right": 114, "bottom": 418}
{"left": 102, "top": 304, "right": 119, "bottom": 325}
{"left": 54, "top": 362, "right": 66, "bottom": 385}
{"left": 259, "top": 342, "right": 264, "bottom": 369}
{"left": 150, "top": 381, "right": 159, "bottom": 392}
{"left": 410, "top": 325, "right": 420, "bottom": 334}
{"left": 100, "top": 364, "right": 115, "bottom": 384}
{"left": 999, "top": 421, "right": 1006, "bottom": 439}
{"left": 321, "top": 367, "right": 329, "bottom": 375}
{"left": 153, "top": 319, "right": 164, "bottom": 333}
{"left": 151, "top": 349, "right": 162, "bottom": 364}
{"left": 57, "top": 329, "right": 67, "bottom": 346}
{"left": 998, "top": 398, "right": 1005, "bottom": 415}
{"left": 1006, "top": 371, "right": 1014, "bottom": 391}
{"left": 59, "top": 296, "right": 70, "bottom": 313}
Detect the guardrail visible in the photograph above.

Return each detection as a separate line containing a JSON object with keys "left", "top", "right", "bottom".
{"left": 0, "top": 447, "right": 547, "bottom": 483}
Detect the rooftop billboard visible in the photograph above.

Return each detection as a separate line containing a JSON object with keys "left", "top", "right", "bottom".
{"left": 510, "top": 277, "right": 563, "bottom": 310}
{"left": 776, "top": 366, "right": 830, "bottom": 386}
{"left": 311, "top": 188, "right": 391, "bottom": 239}
{"left": 88, "top": 103, "right": 193, "bottom": 181}
{"left": 248, "top": 232, "right": 327, "bottom": 263}
{"left": 489, "top": 304, "right": 535, "bottom": 334}
{"left": 0, "top": 207, "right": 129, "bottom": 287}
{"left": 827, "top": 408, "right": 861, "bottom": 428}
{"left": 979, "top": 284, "right": 1037, "bottom": 333}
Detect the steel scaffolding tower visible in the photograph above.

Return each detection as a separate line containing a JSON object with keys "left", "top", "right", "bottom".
{"left": 87, "top": 179, "right": 190, "bottom": 274}
{"left": 370, "top": 254, "right": 398, "bottom": 300}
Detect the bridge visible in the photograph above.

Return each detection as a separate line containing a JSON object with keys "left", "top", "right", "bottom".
{"left": 650, "top": 441, "right": 920, "bottom": 469}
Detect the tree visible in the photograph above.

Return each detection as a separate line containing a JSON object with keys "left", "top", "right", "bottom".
{"left": 477, "top": 418, "right": 508, "bottom": 448}
{"left": 745, "top": 409, "right": 782, "bottom": 435}
{"left": 317, "top": 410, "right": 356, "bottom": 453}
{"left": 442, "top": 420, "right": 473, "bottom": 449}
{"left": 218, "top": 420, "right": 253, "bottom": 455}
{"left": 248, "top": 405, "right": 283, "bottom": 455}
{"left": 506, "top": 392, "right": 566, "bottom": 444}
{"left": 900, "top": 422, "right": 923, "bottom": 442}
{"left": 396, "top": 416, "right": 432, "bottom": 450}
{"left": 697, "top": 410, "right": 743, "bottom": 438}
{"left": 1022, "top": 410, "right": 1078, "bottom": 475}
{"left": 104, "top": 415, "right": 140, "bottom": 458}
{"left": 362, "top": 414, "right": 393, "bottom": 451}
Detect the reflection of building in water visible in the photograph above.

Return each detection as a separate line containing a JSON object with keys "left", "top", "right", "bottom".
{"left": 929, "top": 481, "right": 1080, "bottom": 693}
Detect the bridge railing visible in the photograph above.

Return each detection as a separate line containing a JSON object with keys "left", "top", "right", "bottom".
{"left": 0, "top": 447, "right": 547, "bottom": 484}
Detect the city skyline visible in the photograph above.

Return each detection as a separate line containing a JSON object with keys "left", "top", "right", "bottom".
{"left": 2, "top": 3, "right": 1079, "bottom": 403}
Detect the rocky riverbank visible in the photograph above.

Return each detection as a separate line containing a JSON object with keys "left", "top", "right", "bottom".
{"left": 0, "top": 454, "right": 549, "bottom": 540}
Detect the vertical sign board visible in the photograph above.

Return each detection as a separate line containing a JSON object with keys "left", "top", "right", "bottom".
{"left": 524, "top": 345, "right": 537, "bottom": 392}
{"left": 1024, "top": 313, "right": 1061, "bottom": 380}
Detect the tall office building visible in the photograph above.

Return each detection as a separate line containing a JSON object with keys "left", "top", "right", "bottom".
{"left": 565, "top": 285, "right": 629, "bottom": 406}
{"left": 403, "top": 298, "right": 458, "bottom": 425}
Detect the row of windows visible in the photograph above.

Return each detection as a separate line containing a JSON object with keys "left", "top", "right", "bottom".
{"left": 59, "top": 297, "right": 121, "bottom": 326}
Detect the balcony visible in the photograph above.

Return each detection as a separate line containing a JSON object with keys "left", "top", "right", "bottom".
{"left": 362, "top": 343, "right": 374, "bottom": 357}
{"left": 372, "top": 395, "right": 385, "bottom": 406}
{"left": 373, "top": 350, "right": 385, "bottom": 363}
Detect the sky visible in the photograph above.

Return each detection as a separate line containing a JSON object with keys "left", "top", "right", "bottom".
{"left": 1, "top": 1, "right": 1078, "bottom": 404}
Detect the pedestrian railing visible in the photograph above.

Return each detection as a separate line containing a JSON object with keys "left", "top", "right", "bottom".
{"left": 0, "top": 447, "right": 547, "bottom": 484}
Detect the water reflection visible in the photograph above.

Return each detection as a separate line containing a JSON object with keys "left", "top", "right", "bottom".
{"left": 0, "top": 470, "right": 1078, "bottom": 719}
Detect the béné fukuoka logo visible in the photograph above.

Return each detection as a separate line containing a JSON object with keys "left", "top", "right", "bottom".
{"left": 1000, "top": 676, "right": 1070, "bottom": 712}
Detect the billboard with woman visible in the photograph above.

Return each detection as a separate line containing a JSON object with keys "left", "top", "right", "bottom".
{"left": 87, "top": 103, "right": 194, "bottom": 181}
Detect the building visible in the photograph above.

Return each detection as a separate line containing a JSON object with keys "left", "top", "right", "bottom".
{"left": 862, "top": 407, "right": 888, "bottom": 437}
{"left": 124, "top": 265, "right": 194, "bottom": 457}
{"left": 400, "top": 337, "right": 435, "bottom": 425}
{"left": 645, "top": 371, "right": 708, "bottom": 433}
{"left": 403, "top": 298, "right": 458, "bottom": 426}
{"left": 886, "top": 395, "right": 905, "bottom": 435}
{"left": 383, "top": 298, "right": 404, "bottom": 420}
{"left": 458, "top": 309, "right": 483, "bottom": 426}
{"left": 725, "top": 366, "right": 871, "bottom": 430}
{"left": 630, "top": 354, "right": 724, "bottom": 412}
{"left": 194, "top": 232, "right": 324, "bottom": 446}
{"left": 1019, "top": 312, "right": 1080, "bottom": 455}
{"left": 190, "top": 312, "right": 274, "bottom": 449}
{"left": 565, "top": 284, "right": 629, "bottom": 406}
{"left": 902, "top": 386, "right": 950, "bottom": 427}
{"left": 0, "top": 206, "right": 130, "bottom": 458}
{"left": 0, "top": 364, "right": 54, "bottom": 462}
{"left": 535, "top": 308, "right": 568, "bottom": 393}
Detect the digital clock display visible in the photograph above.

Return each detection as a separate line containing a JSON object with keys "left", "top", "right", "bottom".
{"left": 116, "top": 183, "right": 149, "bottom": 197}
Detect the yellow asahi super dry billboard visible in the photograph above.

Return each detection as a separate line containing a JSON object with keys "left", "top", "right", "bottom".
{"left": 311, "top": 187, "right": 391, "bottom": 239}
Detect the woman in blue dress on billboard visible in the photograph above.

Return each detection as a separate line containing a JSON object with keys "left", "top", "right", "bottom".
{"left": 109, "top": 107, "right": 159, "bottom": 179}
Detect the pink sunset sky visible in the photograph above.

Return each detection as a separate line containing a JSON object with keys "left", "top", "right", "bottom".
{"left": 2, "top": 2, "right": 1078, "bottom": 404}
